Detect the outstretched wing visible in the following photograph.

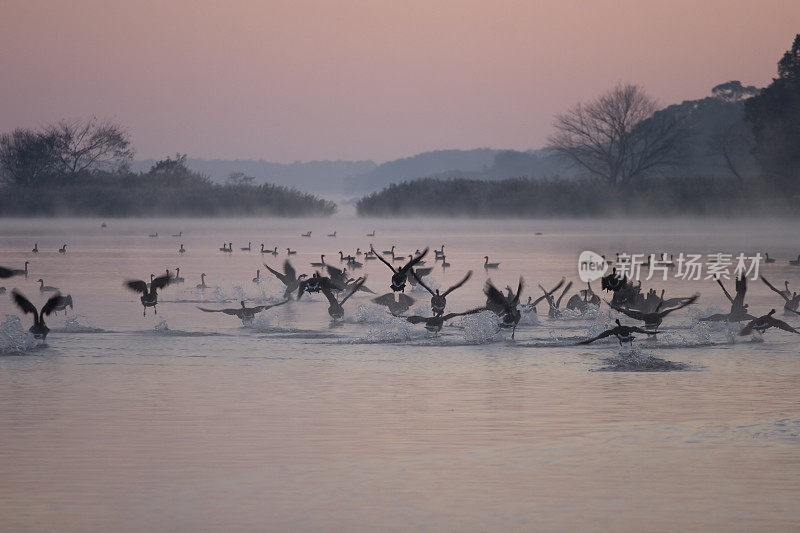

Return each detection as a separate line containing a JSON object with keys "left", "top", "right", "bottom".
{"left": 555, "top": 281, "right": 573, "bottom": 308}
{"left": 739, "top": 318, "right": 758, "bottom": 336}
{"left": 373, "top": 293, "right": 396, "bottom": 307}
{"left": 511, "top": 277, "right": 525, "bottom": 306}
{"left": 11, "top": 290, "right": 37, "bottom": 316}
{"left": 761, "top": 276, "right": 790, "bottom": 302}
{"left": 398, "top": 293, "right": 415, "bottom": 306}
{"left": 150, "top": 274, "right": 172, "bottom": 291}
{"left": 371, "top": 246, "right": 397, "bottom": 273}
{"left": 769, "top": 317, "right": 800, "bottom": 334}
{"left": 398, "top": 247, "right": 428, "bottom": 274}
{"left": 611, "top": 305, "right": 648, "bottom": 322}
{"left": 197, "top": 306, "right": 226, "bottom": 313}
{"left": 484, "top": 280, "right": 511, "bottom": 315}
{"left": 326, "top": 265, "right": 344, "bottom": 279}
{"left": 406, "top": 315, "right": 428, "bottom": 324}
{"left": 340, "top": 277, "right": 365, "bottom": 305}
{"left": 733, "top": 276, "right": 747, "bottom": 308}
{"left": 441, "top": 307, "right": 485, "bottom": 321}
{"left": 413, "top": 267, "right": 434, "bottom": 278}
{"left": 41, "top": 292, "right": 63, "bottom": 316}
{"left": 716, "top": 279, "right": 734, "bottom": 304}
{"left": 320, "top": 285, "right": 339, "bottom": 307}
{"left": 125, "top": 279, "right": 148, "bottom": 294}
{"left": 578, "top": 328, "right": 615, "bottom": 345}
{"left": 657, "top": 293, "right": 699, "bottom": 318}
{"left": 262, "top": 299, "right": 290, "bottom": 311}
{"left": 442, "top": 270, "right": 472, "bottom": 297}
{"left": 264, "top": 263, "right": 288, "bottom": 284}
{"left": 410, "top": 269, "right": 435, "bottom": 296}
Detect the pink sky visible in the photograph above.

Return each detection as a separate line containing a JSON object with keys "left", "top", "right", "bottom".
{"left": 1, "top": 0, "right": 797, "bottom": 163}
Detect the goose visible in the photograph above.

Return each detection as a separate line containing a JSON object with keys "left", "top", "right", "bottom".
{"left": 51, "top": 294, "right": 74, "bottom": 315}
{"left": 38, "top": 279, "right": 59, "bottom": 293}
{"left": 434, "top": 245, "right": 445, "bottom": 259}
{"left": 125, "top": 273, "right": 172, "bottom": 316}
{"left": 241, "top": 242, "right": 251, "bottom": 252}
{"left": 311, "top": 255, "right": 326, "bottom": 268}
{"left": 196, "top": 273, "right": 208, "bottom": 290}
{"left": 412, "top": 270, "right": 472, "bottom": 316}
{"left": 609, "top": 293, "right": 699, "bottom": 332}
{"left": 11, "top": 290, "right": 62, "bottom": 340}
{"left": 484, "top": 278, "right": 524, "bottom": 339}
{"left": 178, "top": 244, "right": 186, "bottom": 254}
{"left": 790, "top": 255, "right": 800, "bottom": 266}
{"left": 740, "top": 309, "right": 800, "bottom": 336}
{"left": 391, "top": 251, "right": 406, "bottom": 263}
{"left": 566, "top": 282, "right": 602, "bottom": 313}
{"left": 297, "top": 272, "right": 340, "bottom": 298}
{"left": 537, "top": 280, "right": 573, "bottom": 318}
{"left": 286, "top": 248, "right": 297, "bottom": 255}
{"left": 366, "top": 230, "right": 375, "bottom": 237}
{"left": 320, "top": 277, "right": 365, "bottom": 320}
{"left": 761, "top": 277, "right": 800, "bottom": 312}
{"left": 700, "top": 276, "right": 755, "bottom": 322}
{"left": 371, "top": 246, "right": 428, "bottom": 292}
{"left": 219, "top": 243, "right": 229, "bottom": 252}
{"left": 345, "top": 276, "right": 373, "bottom": 294}
{"left": 148, "top": 232, "right": 158, "bottom": 238}
{"left": 356, "top": 248, "right": 362, "bottom": 256}
{"left": 339, "top": 251, "right": 354, "bottom": 263}
{"left": 382, "top": 245, "right": 395, "bottom": 256}
{"left": 373, "top": 292, "right": 415, "bottom": 316}
{"left": 408, "top": 254, "right": 426, "bottom": 266}
{"left": 11, "top": 261, "right": 29, "bottom": 278}
{"left": 253, "top": 269, "right": 262, "bottom": 283}
{"left": 101, "top": 222, "right": 107, "bottom": 228}
{"left": 764, "top": 253, "right": 776, "bottom": 264}
{"left": 325, "top": 265, "right": 350, "bottom": 290}
{"left": 407, "top": 307, "right": 486, "bottom": 334}
{"left": 58, "top": 244, "right": 67, "bottom": 254}
{"left": 0, "top": 266, "right": 21, "bottom": 278}
{"left": 347, "top": 257, "right": 363, "bottom": 269}
{"left": 483, "top": 256, "right": 500, "bottom": 269}
{"left": 197, "top": 299, "right": 289, "bottom": 324}
{"left": 270, "top": 246, "right": 279, "bottom": 256}
{"left": 327, "top": 231, "right": 336, "bottom": 238}
{"left": 364, "top": 253, "right": 377, "bottom": 261}
{"left": 264, "top": 260, "right": 307, "bottom": 299}
{"left": 260, "top": 244, "right": 267, "bottom": 254}
{"left": 441, "top": 255, "right": 451, "bottom": 269}
{"left": 173, "top": 268, "right": 185, "bottom": 284}
{"left": 32, "top": 243, "right": 39, "bottom": 254}
{"left": 224, "top": 242, "right": 233, "bottom": 253}
{"left": 301, "top": 231, "right": 312, "bottom": 237}
{"left": 578, "top": 319, "right": 653, "bottom": 346}
{"left": 171, "top": 231, "right": 182, "bottom": 237}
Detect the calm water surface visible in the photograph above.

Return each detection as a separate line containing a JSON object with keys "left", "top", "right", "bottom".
{"left": 0, "top": 217, "right": 798, "bottom": 531}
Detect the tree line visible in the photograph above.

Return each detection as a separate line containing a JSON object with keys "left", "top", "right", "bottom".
{"left": 0, "top": 121, "right": 336, "bottom": 217}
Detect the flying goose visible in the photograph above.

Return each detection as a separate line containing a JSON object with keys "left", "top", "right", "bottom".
{"left": 740, "top": 309, "right": 800, "bottom": 336}
{"left": 125, "top": 273, "right": 172, "bottom": 316}
{"left": 197, "top": 299, "right": 289, "bottom": 324}
{"left": 38, "top": 279, "right": 59, "bottom": 293}
{"left": 412, "top": 269, "right": 472, "bottom": 316}
{"left": 700, "top": 276, "right": 755, "bottom": 322}
{"left": 761, "top": 276, "right": 800, "bottom": 312}
{"left": 373, "top": 292, "right": 415, "bottom": 316}
{"left": 264, "top": 260, "right": 307, "bottom": 299}
{"left": 578, "top": 319, "right": 652, "bottom": 346}
{"left": 11, "top": 290, "right": 62, "bottom": 340}
{"left": 407, "top": 307, "right": 486, "bottom": 334}
{"left": 320, "top": 277, "right": 365, "bottom": 320}
{"left": 371, "top": 246, "right": 428, "bottom": 292}
{"left": 484, "top": 278, "right": 524, "bottom": 338}
{"left": 609, "top": 293, "right": 699, "bottom": 331}
{"left": 483, "top": 256, "right": 500, "bottom": 269}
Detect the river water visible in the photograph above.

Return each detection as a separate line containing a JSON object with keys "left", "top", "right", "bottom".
{"left": 1, "top": 217, "right": 798, "bottom": 531}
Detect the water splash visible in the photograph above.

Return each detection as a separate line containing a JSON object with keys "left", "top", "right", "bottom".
{"left": 596, "top": 344, "right": 689, "bottom": 372}
{"left": 461, "top": 311, "right": 501, "bottom": 344}
{"left": 0, "top": 315, "right": 38, "bottom": 354}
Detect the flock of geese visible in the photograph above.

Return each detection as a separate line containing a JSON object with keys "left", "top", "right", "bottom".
{"left": 3, "top": 231, "right": 800, "bottom": 347}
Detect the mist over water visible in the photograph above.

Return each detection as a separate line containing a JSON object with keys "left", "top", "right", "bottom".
{"left": 1, "top": 216, "right": 799, "bottom": 531}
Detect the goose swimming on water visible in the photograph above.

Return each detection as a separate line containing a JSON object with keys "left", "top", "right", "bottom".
{"left": 32, "top": 243, "right": 39, "bottom": 254}
{"left": 173, "top": 268, "right": 185, "bottom": 283}
{"left": 790, "top": 255, "right": 800, "bottom": 266}
{"left": 483, "top": 256, "right": 500, "bottom": 269}
{"left": 367, "top": 230, "right": 375, "bottom": 237}
{"left": 196, "top": 273, "right": 208, "bottom": 290}
{"left": 171, "top": 231, "right": 182, "bottom": 237}
{"left": 241, "top": 242, "right": 251, "bottom": 252}
{"left": 125, "top": 273, "right": 172, "bottom": 316}
{"left": 253, "top": 269, "right": 262, "bottom": 283}
{"left": 286, "top": 248, "right": 297, "bottom": 255}
{"left": 11, "top": 290, "right": 62, "bottom": 340}
{"left": 301, "top": 231, "right": 312, "bottom": 237}
{"left": 58, "top": 244, "right": 67, "bottom": 254}
{"left": 11, "top": 262, "right": 29, "bottom": 278}
{"left": 311, "top": 255, "right": 326, "bottom": 268}
{"left": 764, "top": 253, "right": 775, "bottom": 264}
{"left": 38, "top": 279, "right": 59, "bottom": 293}
{"left": 327, "top": 231, "right": 336, "bottom": 238}
{"left": 178, "top": 244, "right": 186, "bottom": 254}
{"left": 149, "top": 232, "right": 158, "bottom": 238}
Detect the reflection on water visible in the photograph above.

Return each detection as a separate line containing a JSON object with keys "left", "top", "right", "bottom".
{"left": 0, "top": 217, "right": 799, "bottom": 531}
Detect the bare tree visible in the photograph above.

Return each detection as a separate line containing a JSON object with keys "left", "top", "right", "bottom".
{"left": 0, "top": 128, "right": 59, "bottom": 186}
{"left": 48, "top": 118, "right": 134, "bottom": 175}
{"left": 548, "top": 84, "right": 683, "bottom": 188}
